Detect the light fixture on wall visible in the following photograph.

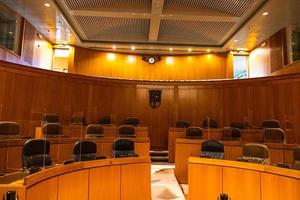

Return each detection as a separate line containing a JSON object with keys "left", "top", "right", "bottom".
{"left": 142, "top": 55, "right": 161, "bottom": 64}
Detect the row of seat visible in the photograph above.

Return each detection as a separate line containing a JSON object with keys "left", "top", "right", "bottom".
{"left": 176, "top": 119, "right": 282, "bottom": 129}
{"left": 198, "top": 140, "right": 300, "bottom": 169}
{"left": 22, "top": 138, "right": 137, "bottom": 170}
{"left": 185, "top": 126, "right": 286, "bottom": 143}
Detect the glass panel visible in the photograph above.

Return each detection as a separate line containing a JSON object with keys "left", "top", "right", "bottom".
{"left": 292, "top": 28, "right": 300, "bottom": 62}
{"left": 233, "top": 56, "right": 248, "bottom": 79}
{"left": 0, "top": 2, "right": 23, "bottom": 55}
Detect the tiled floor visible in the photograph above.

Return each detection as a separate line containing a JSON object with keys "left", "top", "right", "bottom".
{"left": 151, "top": 163, "right": 186, "bottom": 200}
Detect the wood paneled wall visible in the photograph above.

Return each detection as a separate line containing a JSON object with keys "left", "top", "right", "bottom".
{"left": 70, "top": 47, "right": 231, "bottom": 81}
{"left": 1, "top": 61, "right": 300, "bottom": 149}
{"left": 0, "top": 20, "right": 52, "bottom": 69}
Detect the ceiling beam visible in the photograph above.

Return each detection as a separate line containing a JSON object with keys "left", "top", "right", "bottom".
{"left": 148, "top": 0, "right": 164, "bottom": 41}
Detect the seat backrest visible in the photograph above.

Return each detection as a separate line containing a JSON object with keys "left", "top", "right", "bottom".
{"left": 223, "top": 127, "right": 241, "bottom": 140}
{"left": 42, "top": 123, "right": 62, "bottom": 137}
{"left": 22, "top": 139, "right": 52, "bottom": 169}
{"left": 86, "top": 124, "right": 104, "bottom": 137}
{"left": 176, "top": 120, "right": 190, "bottom": 128}
{"left": 186, "top": 127, "right": 203, "bottom": 139}
{"left": 112, "top": 139, "right": 136, "bottom": 158}
{"left": 293, "top": 146, "right": 300, "bottom": 170}
{"left": 71, "top": 115, "right": 86, "bottom": 125}
{"left": 201, "top": 140, "right": 224, "bottom": 159}
{"left": 0, "top": 121, "right": 20, "bottom": 138}
{"left": 262, "top": 120, "right": 281, "bottom": 128}
{"left": 124, "top": 117, "right": 140, "bottom": 127}
{"left": 99, "top": 116, "right": 112, "bottom": 125}
{"left": 202, "top": 118, "right": 218, "bottom": 128}
{"left": 73, "top": 141, "right": 97, "bottom": 162}
{"left": 118, "top": 125, "right": 136, "bottom": 137}
{"left": 42, "top": 114, "right": 59, "bottom": 123}
{"left": 241, "top": 143, "right": 270, "bottom": 164}
{"left": 230, "top": 121, "right": 247, "bottom": 129}
{"left": 264, "top": 128, "right": 286, "bottom": 143}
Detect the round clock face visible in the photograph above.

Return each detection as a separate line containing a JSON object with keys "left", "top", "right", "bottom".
{"left": 148, "top": 57, "right": 155, "bottom": 64}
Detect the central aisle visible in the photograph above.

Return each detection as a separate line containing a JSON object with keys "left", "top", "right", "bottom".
{"left": 151, "top": 163, "right": 186, "bottom": 200}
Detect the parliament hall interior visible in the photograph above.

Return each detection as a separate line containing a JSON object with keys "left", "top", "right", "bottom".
{"left": 1, "top": 0, "right": 300, "bottom": 199}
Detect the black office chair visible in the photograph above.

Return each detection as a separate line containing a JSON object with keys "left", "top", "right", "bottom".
{"left": 176, "top": 120, "right": 190, "bottom": 128}
{"left": 186, "top": 127, "right": 203, "bottom": 139}
{"left": 118, "top": 125, "right": 136, "bottom": 138}
{"left": 230, "top": 121, "right": 248, "bottom": 129}
{"left": 73, "top": 141, "right": 105, "bottom": 162}
{"left": 71, "top": 115, "right": 86, "bottom": 125}
{"left": 292, "top": 146, "right": 300, "bottom": 170}
{"left": 200, "top": 140, "right": 224, "bottom": 159}
{"left": 202, "top": 118, "right": 218, "bottom": 128}
{"left": 42, "top": 114, "right": 59, "bottom": 123}
{"left": 238, "top": 143, "right": 270, "bottom": 165}
{"left": 99, "top": 116, "right": 112, "bottom": 125}
{"left": 0, "top": 121, "right": 20, "bottom": 138}
{"left": 262, "top": 119, "right": 281, "bottom": 128}
{"left": 42, "top": 123, "right": 63, "bottom": 137}
{"left": 112, "top": 139, "right": 137, "bottom": 158}
{"left": 124, "top": 117, "right": 140, "bottom": 127}
{"left": 22, "top": 139, "right": 52, "bottom": 170}
{"left": 86, "top": 124, "right": 104, "bottom": 137}
{"left": 223, "top": 127, "right": 241, "bottom": 140}
{"left": 263, "top": 128, "right": 286, "bottom": 143}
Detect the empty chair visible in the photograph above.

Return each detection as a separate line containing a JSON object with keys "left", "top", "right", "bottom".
{"left": 112, "top": 139, "right": 137, "bottom": 158}
{"left": 42, "top": 123, "right": 62, "bottom": 137}
{"left": 176, "top": 120, "right": 190, "bottom": 128}
{"left": 118, "top": 125, "right": 136, "bottom": 138}
{"left": 124, "top": 117, "right": 139, "bottom": 127}
{"left": 202, "top": 118, "right": 218, "bottom": 128}
{"left": 0, "top": 121, "right": 20, "bottom": 138}
{"left": 71, "top": 115, "right": 86, "bottom": 125}
{"left": 200, "top": 140, "right": 224, "bottom": 159}
{"left": 73, "top": 141, "right": 105, "bottom": 162}
{"left": 238, "top": 143, "right": 270, "bottom": 165}
{"left": 262, "top": 119, "right": 281, "bottom": 128}
{"left": 186, "top": 127, "right": 203, "bottom": 139}
{"left": 86, "top": 124, "right": 104, "bottom": 137}
{"left": 99, "top": 116, "right": 112, "bottom": 125}
{"left": 292, "top": 146, "right": 300, "bottom": 170}
{"left": 22, "top": 139, "right": 52, "bottom": 170}
{"left": 223, "top": 127, "right": 241, "bottom": 140}
{"left": 264, "top": 128, "right": 286, "bottom": 143}
{"left": 42, "top": 114, "right": 59, "bottom": 123}
{"left": 230, "top": 121, "right": 248, "bottom": 129}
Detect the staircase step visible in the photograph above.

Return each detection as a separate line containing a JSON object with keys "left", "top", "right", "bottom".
{"left": 151, "top": 156, "right": 169, "bottom": 162}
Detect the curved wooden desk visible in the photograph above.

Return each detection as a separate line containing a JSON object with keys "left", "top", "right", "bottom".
{"left": 175, "top": 138, "right": 298, "bottom": 183}
{"left": 188, "top": 157, "right": 300, "bottom": 200}
{"left": 0, "top": 157, "right": 151, "bottom": 200}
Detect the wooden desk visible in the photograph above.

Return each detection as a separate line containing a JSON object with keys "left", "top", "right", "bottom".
{"left": 188, "top": 157, "right": 300, "bottom": 200}
{"left": 35, "top": 125, "right": 148, "bottom": 139}
{"left": 0, "top": 137, "right": 150, "bottom": 173}
{"left": 175, "top": 138, "right": 297, "bottom": 184}
{"left": 168, "top": 127, "right": 264, "bottom": 162}
{"left": 0, "top": 157, "right": 151, "bottom": 200}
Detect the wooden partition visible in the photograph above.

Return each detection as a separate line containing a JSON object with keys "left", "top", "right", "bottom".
{"left": 188, "top": 157, "right": 300, "bottom": 200}
{"left": 175, "top": 138, "right": 297, "bottom": 183}
{"left": 0, "top": 137, "right": 150, "bottom": 173}
{"left": 0, "top": 157, "right": 151, "bottom": 200}
{"left": 2, "top": 61, "right": 300, "bottom": 149}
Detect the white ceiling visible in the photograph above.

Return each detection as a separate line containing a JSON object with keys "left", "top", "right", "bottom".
{"left": 1, "top": 0, "right": 300, "bottom": 54}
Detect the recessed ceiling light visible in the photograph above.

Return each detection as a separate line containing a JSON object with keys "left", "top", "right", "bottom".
{"left": 188, "top": 48, "right": 192, "bottom": 52}
{"left": 234, "top": 40, "right": 238, "bottom": 42}
{"left": 169, "top": 48, "right": 173, "bottom": 51}
{"left": 44, "top": 3, "right": 51, "bottom": 7}
{"left": 131, "top": 46, "right": 135, "bottom": 50}
{"left": 262, "top": 12, "right": 269, "bottom": 16}
{"left": 112, "top": 45, "right": 116, "bottom": 50}
{"left": 207, "top": 49, "right": 211, "bottom": 53}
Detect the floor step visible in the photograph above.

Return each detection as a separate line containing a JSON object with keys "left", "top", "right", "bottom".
{"left": 150, "top": 150, "right": 169, "bottom": 157}
{"left": 151, "top": 156, "right": 169, "bottom": 162}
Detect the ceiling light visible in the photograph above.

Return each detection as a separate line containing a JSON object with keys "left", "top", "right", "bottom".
{"left": 112, "top": 45, "right": 116, "bottom": 50}
{"left": 237, "top": 48, "right": 248, "bottom": 51}
{"left": 169, "top": 48, "right": 173, "bottom": 51}
{"left": 207, "top": 49, "right": 211, "bottom": 53}
{"left": 262, "top": 12, "right": 269, "bottom": 16}
{"left": 131, "top": 46, "right": 135, "bottom": 50}
{"left": 44, "top": 3, "right": 51, "bottom": 7}
{"left": 234, "top": 40, "right": 238, "bottom": 42}
{"left": 188, "top": 48, "right": 192, "bottom": 52}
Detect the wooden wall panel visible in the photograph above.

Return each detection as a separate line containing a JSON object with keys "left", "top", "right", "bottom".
{"left": 2, "top": 61, "right": 300, "bottom": 149}
{"left": 72, "top": 47, "right": 231, "bottom": 81}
